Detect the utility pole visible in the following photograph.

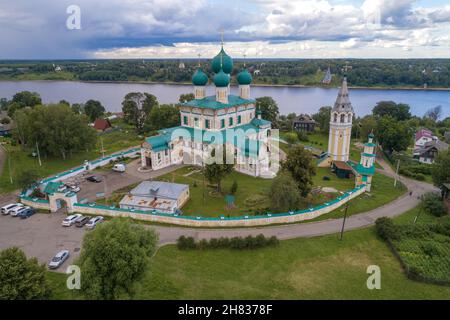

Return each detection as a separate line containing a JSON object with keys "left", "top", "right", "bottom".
{"left": 394, "top": 159, "right": 400, "bottom": 187}
{"left": 36, "top": 141, "right": 42, "bottom": 166}
{"left": 100, "top": 137, "right": 105, "bottom": 158}
{"left": 339, "top": 202, "right": 350, "bottom": 241}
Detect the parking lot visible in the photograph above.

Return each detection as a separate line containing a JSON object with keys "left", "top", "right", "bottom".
{"left": 0, "top": 212, "right": 85, "bottom": 271}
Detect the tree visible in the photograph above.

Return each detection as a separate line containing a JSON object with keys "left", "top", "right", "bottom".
{"left": 424, "top": 105, "right": 442, "bottom": 122}
{"left": 372, "top": 101, "right": 411, "bottom": 121}
{"left": 230, "top": 180, "right": 238, "bottom": 194}
{"left": 281, "top": 145, "right": 316, "bottom": 197}
{"left": 78, "top": 219, "right": 158, "bottom": 300}
{"left": 375, "top": 116, "right": 411, "bottom": 153}
{"left": 7, "top": 91, "right": 42, "bottom": 117}
{"left": 204, "top": 147, "right": 234, "bottom": 193}
{"left": 122, "top": 92, "right": 158, "bottom": 133}
{"left": 71, "top": 103, "right": 84, "bottom": 115}
{"left": 0, "top": 247, "right": 51, "bottom": 300}
{"left": 431, "top": 149, "right": 450, "bottom": 187}
{"left": 179, "top": 93, "right": 195, "bottom": 103}
{"left": 84, "top": 100, "right": 105, "bottom": 122}
{"left": 17, "top": 169, "right": 40, "bottom": 189}
{"left": 13, "top": 103, "right": 97, "bottom": 159}
{"left": 312, "top": 106, "right": 331, "bottom": 134}
{"left": 144, "top": 104, "right": 179, "bottom": 132}
{"left": 270, "top": 172, "right": 301, "bottom": 212}
{"left": 355, "top": 115, "right": 377, "bottom": 140}
{"left": 255, "top": 97, "right": 279, "bottom": 125}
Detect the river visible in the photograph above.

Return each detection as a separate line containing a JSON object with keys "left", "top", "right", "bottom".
{"left": 0, "top": 81, "right": 449, "bottom": 117}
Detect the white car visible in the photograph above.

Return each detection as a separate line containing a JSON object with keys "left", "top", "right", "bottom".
{"left": 67, "top": 185, "right": 81, "bottom": 193}
{"left": 62, "top": 214, "right": 82, "bottom": 227}
{"left": 48, "top": 250, "right": 69, "bottom": 269}
{"left": 86, "top": 216, "right": 104, "bottom": 229}
{"left": 1, "top": 203, "right": 23, "bottom": 215}
{"left": 112, "top": 163, "right": 126, "bottom": 172}
{"left": 10, "top": 205, "right": 29, "bottom": 217}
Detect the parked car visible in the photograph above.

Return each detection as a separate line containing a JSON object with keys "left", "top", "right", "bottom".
{"left": 68, "top": 185, "right": 81, "bottom": 193}
{"left": 112, "top": 163, "right": 126, "bottom": 172}
{"left": 62, "top": 214, "right": 82, "bottom": 227}
{"left": 86, "top": 175, "right": 103, "bottom": 183}
{"left": 48, "top": 250, "right": 69, "bottom": 269}
{"left": 10, "top": 206, "right": 29, "bottom": 217}
{"left": 75, "top": 215, "right": 89, "bottom": 227}
{"left": 1, "top": 203, "right": 23, "bottom": 215}
{"left": 18, "top": 207, "right": 36, "bottom": 219}
{"left": 86, "top": 216, "right": 104, "bottom": 229}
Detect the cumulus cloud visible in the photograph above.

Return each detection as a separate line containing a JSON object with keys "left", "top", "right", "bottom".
{"left": 0, "top": 0, "right": 448, "bottom": 58}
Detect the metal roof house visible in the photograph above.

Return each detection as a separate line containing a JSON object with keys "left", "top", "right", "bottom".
{"left": 119, "top": 181, "right": 190, "bottom": 214}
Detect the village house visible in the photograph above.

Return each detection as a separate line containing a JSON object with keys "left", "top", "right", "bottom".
{"left": 292, "top": 114, "right": 316, "bottom": 133}
{"left": 416, "top": 140, "right": 449, "bottom": 164}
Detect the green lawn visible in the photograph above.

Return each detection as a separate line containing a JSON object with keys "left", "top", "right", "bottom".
{"left": 47, "top": 206, "right": 450, "bottom": 300}
{"left": 155, "top": 166, "right": 273, "bottom": 217}
{"left": 0, "top": 126, "right": 141, "bottom": 193}
{"left": 308, "top": 173, "right": 407, "bottom": 222}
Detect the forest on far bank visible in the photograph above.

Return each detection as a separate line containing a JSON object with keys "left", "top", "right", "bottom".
{"left": 0, "top": 59, "right": 449, "bottom": 88}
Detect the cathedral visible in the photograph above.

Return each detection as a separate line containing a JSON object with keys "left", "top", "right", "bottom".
{"left": 140, "top": 42, "right": 278, "bottom": 179}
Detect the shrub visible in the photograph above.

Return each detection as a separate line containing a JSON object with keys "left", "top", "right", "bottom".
{"left": 177, "top": 235, "right": 279, "bottom": 250}
{"left": 230, "top": 181, "right": 238, "bottom": 194}
{"left": 422, "top": 192, "right": 446, "bottom": 217}
{"left": 297, "top": 131, "right": 309, "bottom": 142}
{"left": 177, "top": 236, "right": 196, "bottom": 250}
{"left": 375, "top": 217, "right": 398, "bottom": 240}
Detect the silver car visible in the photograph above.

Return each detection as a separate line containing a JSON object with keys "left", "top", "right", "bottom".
{"left": 48, "top": 250, "right": 70, "bottom": 269}
{"left": 86, "top": 216, "right": 104, "bottom": 230}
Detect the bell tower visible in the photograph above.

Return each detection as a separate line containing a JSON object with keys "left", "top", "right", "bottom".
{"left": 328, "top": 77, "right": 354, "bottom": 162}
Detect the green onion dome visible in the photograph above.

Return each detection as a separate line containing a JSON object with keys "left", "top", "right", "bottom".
{"left": 237, "top": 68, "right": 252, "bottom": 85}
{"left": 213, "top": 68, "right": 230, "bottom": 87}
{"left": 211, "top": 47, "right": 233, "bottom": 74}
{"left": 192, "top": 68, "right": 208, "bottom": 86}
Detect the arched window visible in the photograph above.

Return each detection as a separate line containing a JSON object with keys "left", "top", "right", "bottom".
{"left": 340, "top": 114, "right": 345, "bottom": 123}
{"left": 334, "top": 113, "right": 338, "bottom": 122}
{"left": 347, "top": 114, "right": 352, "bottom": 122}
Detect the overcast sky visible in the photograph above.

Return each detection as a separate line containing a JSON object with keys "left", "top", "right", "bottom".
{"left": 1, "top": 0, "right": 449, "bottom": 59}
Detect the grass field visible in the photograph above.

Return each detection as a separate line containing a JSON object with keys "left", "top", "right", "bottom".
{"left": 0, "top": 126, "right": 141, "bottom": 193}
{"left": 46, "top": 206, "right": 450, "bottom": 300}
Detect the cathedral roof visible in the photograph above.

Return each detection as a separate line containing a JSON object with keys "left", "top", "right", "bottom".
{"left": 179, "top": 94, "right": 255, "bottom": 110}
{"left": 332, "top": 77, "right": 354, "bottom": 113}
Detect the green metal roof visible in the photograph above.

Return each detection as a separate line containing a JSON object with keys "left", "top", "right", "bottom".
{"left": 179, "top": 94, "right": 255, "bottom": 110}
{"left": 362, "top": 153, "right": 375, "bottom": 157}
{"left": 213, "top": 69, "right": 230, "bottom": 87}
{"left": 237, "top": 69, "right": 252, "bottom": 85}
{"left": 251, "top": 117, "right": 271, "bottom": 127}
{"left": 355, "top": 163, "right": 375, "bottom": 176}
{"left": 192, "top": 68, "right": 208, "bottom": 86}
{"left": 211, "top": 47, "right": 233, "bottom": 74}
{"left": 145, "top": 120, "right": 267, "bottom": 156}
{"left": 43, "top": 181, "right": 63, "bottom": 195}
{"left": 364, "top": 143, "right": 376, "bottom": 147}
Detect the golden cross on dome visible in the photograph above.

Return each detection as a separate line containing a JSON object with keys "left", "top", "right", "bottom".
{"left": 197, "top": 53, "right": 201, "bottom": 67}
{"left": 243, "top": 54, "right": 247, "bottom": 67}
{"left": 220, "top": 29, "right": 224, "bottom": 47}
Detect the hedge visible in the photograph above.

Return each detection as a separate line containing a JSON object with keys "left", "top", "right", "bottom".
{"left": 177, "top": 234, "right": 279, "bottom": 250}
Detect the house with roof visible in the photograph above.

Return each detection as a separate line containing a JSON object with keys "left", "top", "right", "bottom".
{"left": 416, "top": 140, "right": 449, "bottom": 164}
{"left": 444, "top": 131, "right": 450, "bottom": 144}
{"left": 119, "top": 180, "right": 189, "bottom": 214}
{"left": 293, "top": 114, "right": 316, "bottom": 133}
{"left": 140, "top": 41, "right": 277, "bottom": 179}
{"left": 414, "top": 128, "right": 437, "bottom": 153}
{"left": 93, "top": 118, "right": 112, "bottom": 132}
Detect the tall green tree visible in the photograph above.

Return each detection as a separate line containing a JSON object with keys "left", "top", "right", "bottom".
{"left": 375, "top": 116, "right": 411, "bottom": 153}
{"left": 255, "top": 96, "right": 279, "bottom": 125}
{"left": 179, "top": 93, "right": 195, "bottom": 103}
{"left": 122, "top": 92, "right": 158, "bottom": 133}
{"left": 204, "top": 147, "right": 234, "bottom": 193}
{"left": 372, "top": 101, "right": 411, "bottom": 121}
{"left": 78, "top": 219, "right": 158, "bottom": 300}
{"left": 13, "top": 103, "right": 97, "bottom": 159}
{"left": 17, "top": 169, "right": 41, "bottom": 190}
{"left": 270, "top": 172, "right": 301, "bottom": 212}
{"left": 0, "top": 247, "right": 51, "bottom": 300}
{"left": 84, "top": 99, "right": 105, "bottom": 122}
{"left": 431, "top": 149, "right": 450, "bottom": 187}
{"left": 144, "top": 104, "right": 179, "bottom": 132}
{"left": 312, "top": 106, "right": 331, "bottom": 134}
{"left": 281, "top": 145, "right": 316, "bottom": 197}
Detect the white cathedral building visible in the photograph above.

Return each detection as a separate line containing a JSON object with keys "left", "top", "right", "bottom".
{"left": 140, "top": 44, "right": 278, "bottom": 179}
